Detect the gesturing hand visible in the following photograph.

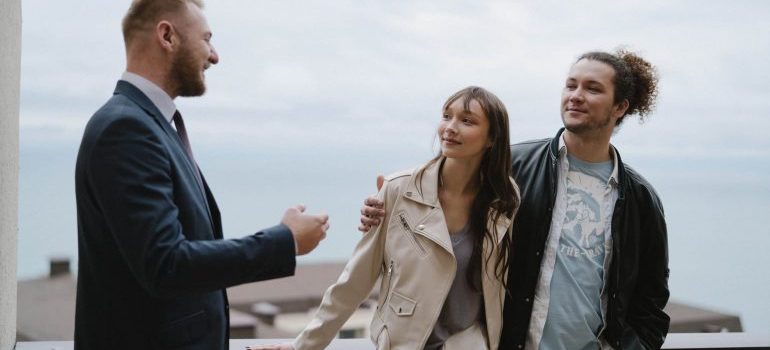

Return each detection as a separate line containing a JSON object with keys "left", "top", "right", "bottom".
{"left": 281, "top": 204, "right": 329, "bottom": 255}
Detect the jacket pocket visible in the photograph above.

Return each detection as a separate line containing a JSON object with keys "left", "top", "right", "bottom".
{"left": 397, "top": 211, "right": 427, "bottom": 256}
{"left": 153, "top": 310, "right": 210, "bottom": 348}
{"left": 388, "top": 291, "right": 416, "bottom": 316}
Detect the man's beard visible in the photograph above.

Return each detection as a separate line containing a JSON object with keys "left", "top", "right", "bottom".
{"left": 563, "top": 108, "right": 613, "bottom": 135}
{"left": 170, "top": 44, "right": 206, "bottom": 97}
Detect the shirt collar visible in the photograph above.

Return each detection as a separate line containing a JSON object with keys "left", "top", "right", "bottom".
{"left": 558, "top": 133, "right": 620, "bottom": 187}
{"left": 120, "top": 71, "right": 177, "bottom": 124}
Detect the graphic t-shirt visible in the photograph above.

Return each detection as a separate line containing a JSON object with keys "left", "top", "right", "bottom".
{"left": 540, "top": 154, "right": 613, "bottom": 350}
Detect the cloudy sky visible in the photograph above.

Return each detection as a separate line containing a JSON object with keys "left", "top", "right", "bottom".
{"left": 21, "top": 0, "right": 770, "bottom": 157}
{"left": 17, "top": 0, "right": 770, "bottom": 330}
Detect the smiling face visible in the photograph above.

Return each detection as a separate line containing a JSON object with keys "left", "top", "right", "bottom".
{"left": 561, "top": 59, "right": 628, "bottom": 136}
{"left": 438, "top": 98, "right": 491, "bottom": 163}
{"left": 170, "top": 3, "right": 219, "bottom": 97}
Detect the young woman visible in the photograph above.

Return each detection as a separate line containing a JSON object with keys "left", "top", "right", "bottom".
{"left": 250, "top": 86, "right": 520, "bottom": 350}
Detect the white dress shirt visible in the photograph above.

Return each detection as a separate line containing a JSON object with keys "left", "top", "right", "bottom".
{"left": 121, "top": 71, "right": 176, "bottom": 124}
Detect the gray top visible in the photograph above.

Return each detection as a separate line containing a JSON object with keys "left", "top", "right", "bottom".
{"left": 424, "top": 224, "right": 483, "bottom": 350}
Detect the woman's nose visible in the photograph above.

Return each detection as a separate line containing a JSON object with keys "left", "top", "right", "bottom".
{"left": 444, "top": 120, "right": 458, "bottom": 134}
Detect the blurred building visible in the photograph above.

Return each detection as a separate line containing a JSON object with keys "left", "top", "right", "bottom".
{"left": 17, "top": 258, "right": 742, "bottom": 340}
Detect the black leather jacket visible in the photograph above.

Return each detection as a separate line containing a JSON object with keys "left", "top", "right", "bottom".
{"left": 500, "top": 129, "right": 670, "bottom": 350}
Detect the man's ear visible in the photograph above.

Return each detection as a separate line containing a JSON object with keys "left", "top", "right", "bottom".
{"left": 612, "top": 99, "right": 629, "bottom": 120}
{"left": 156, "top": 20, "right": 176, "bottom": 52}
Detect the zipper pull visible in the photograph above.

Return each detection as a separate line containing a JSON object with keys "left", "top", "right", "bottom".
{"left": 399, "top": 214, "right": 410, "bottom": 231}
{"left": 387, "top": 260, "right": 394, "bottom": 276}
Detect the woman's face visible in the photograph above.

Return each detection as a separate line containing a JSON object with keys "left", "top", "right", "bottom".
{"left": 438, "top": 98, "right": 491, "bottom": 162}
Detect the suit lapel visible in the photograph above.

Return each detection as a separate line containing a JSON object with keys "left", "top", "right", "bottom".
{"left": 114, "top": 81, "right": 216, "bottom": 233}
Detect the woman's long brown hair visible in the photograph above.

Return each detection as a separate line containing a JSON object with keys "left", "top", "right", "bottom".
{"left": 416, "top": 86, "right": 519, "bottom": 292}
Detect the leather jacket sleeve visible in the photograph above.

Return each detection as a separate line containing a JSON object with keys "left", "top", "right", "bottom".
{"left": 624, "top": 186, "right": 670, "bottom": 349}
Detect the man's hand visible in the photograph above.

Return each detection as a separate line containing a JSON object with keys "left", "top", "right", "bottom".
{"left": 246, "top": 343, "right": 293, "bottom": 350}
{"left": 357, "top": 175, "right": 386, "bottom": 233}
{"left": 281, "top": 204, "right": 329, "bottom": 255}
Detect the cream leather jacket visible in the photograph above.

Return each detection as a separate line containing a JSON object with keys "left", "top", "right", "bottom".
{"left": 294, "top": 161, "right": 517, "bottom": 350}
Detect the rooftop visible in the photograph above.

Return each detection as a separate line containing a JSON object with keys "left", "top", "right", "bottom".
{"left": 17, "top": 259, "right": 744, "bottom": 341}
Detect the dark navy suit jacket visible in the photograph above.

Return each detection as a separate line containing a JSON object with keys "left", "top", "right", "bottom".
{"left": 74, "top": 81, "right": 296, "bottom": 349}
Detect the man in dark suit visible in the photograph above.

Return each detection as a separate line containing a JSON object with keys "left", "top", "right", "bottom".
{"left": 74, "top": 1, "right": 329, "bottom": 349}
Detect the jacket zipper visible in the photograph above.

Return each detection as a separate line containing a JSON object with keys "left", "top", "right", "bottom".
{"left": 399, "top": 213, "right": 427, "bottom": 255}
{"left": 383, "top": 260, "right": 394, "bottom": 305}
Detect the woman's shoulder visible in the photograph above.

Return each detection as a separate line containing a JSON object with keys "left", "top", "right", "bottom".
{"left": 377, "top": 167, "right": 418, "bottom": 205}
{"left": 384, "top": 168, "right": 414, "bottom": 182}
{"left": 381, "top": 168, "right": 414, "bottom": 195}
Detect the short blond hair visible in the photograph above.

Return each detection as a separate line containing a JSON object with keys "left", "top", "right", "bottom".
{"left": 122, "top": 0, "right": 204, "bottom": 45}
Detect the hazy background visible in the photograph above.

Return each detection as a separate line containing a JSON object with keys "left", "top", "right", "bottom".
{"left": 18, "top": 1, "right": 770, "bottom": 330}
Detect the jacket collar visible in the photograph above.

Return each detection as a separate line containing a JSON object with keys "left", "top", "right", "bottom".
{"left": 115, "top": 80, "right": 173, "bottom": 130}
{"left": 120, "top": 72, "right": 177, "bottom": 123}
{"left": 548, "top": 128, "right": 565, "bottom": 160}
{"left": 402, "top": 159, "right": 512, "bottom": 245}
{"left": 403, "top": 159, "right": 441, "bottom": 208}
{"left": 114, "top": 80, "right": 189, "bottom": 165}
{"left": 549, "top": 127, "right": 627, "bottom": 200}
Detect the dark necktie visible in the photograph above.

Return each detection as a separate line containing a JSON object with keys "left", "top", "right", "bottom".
{"left": 172, "top": 110, "right": 206, "bottom": 194}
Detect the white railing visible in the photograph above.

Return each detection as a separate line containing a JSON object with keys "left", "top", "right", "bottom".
{"left": 14, "top": 333, "right": 770, "bottom": 350}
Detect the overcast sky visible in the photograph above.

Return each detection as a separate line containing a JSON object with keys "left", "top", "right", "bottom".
{"left": 19, "top": 0, "right": 770, "bottom": 160}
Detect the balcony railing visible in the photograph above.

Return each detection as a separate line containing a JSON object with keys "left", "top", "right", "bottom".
{"left": 15, "top": 333, "right": 770, "bottom": 350}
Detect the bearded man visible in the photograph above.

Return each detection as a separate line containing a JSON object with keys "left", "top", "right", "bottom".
{"left": 74, "top": 1, "right": 329, "bottom": 349}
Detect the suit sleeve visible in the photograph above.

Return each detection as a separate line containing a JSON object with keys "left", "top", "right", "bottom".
{"left": 625, "top": 187, "right": 670, "bottom": 349}
{"left": 292, "top": 179, "right": 395, "bottom": 350}
{"left": 87, "top": 116, "right": 295, "bottom": 297}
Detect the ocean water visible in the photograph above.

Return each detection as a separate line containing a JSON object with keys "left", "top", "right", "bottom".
{"left": 18, "top": 143, "right": 770, "bottom": 332}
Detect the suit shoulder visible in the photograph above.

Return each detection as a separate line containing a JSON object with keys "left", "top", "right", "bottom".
{"left": 84, "top": 95, "right": 158, "bottom": 137}
{"left": 91, "top": 95, "right": 150, "bottom": 124}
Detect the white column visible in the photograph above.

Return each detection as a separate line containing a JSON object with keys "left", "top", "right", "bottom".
{"left": 0, "top": 0, "right": 21, "bottom": 347}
